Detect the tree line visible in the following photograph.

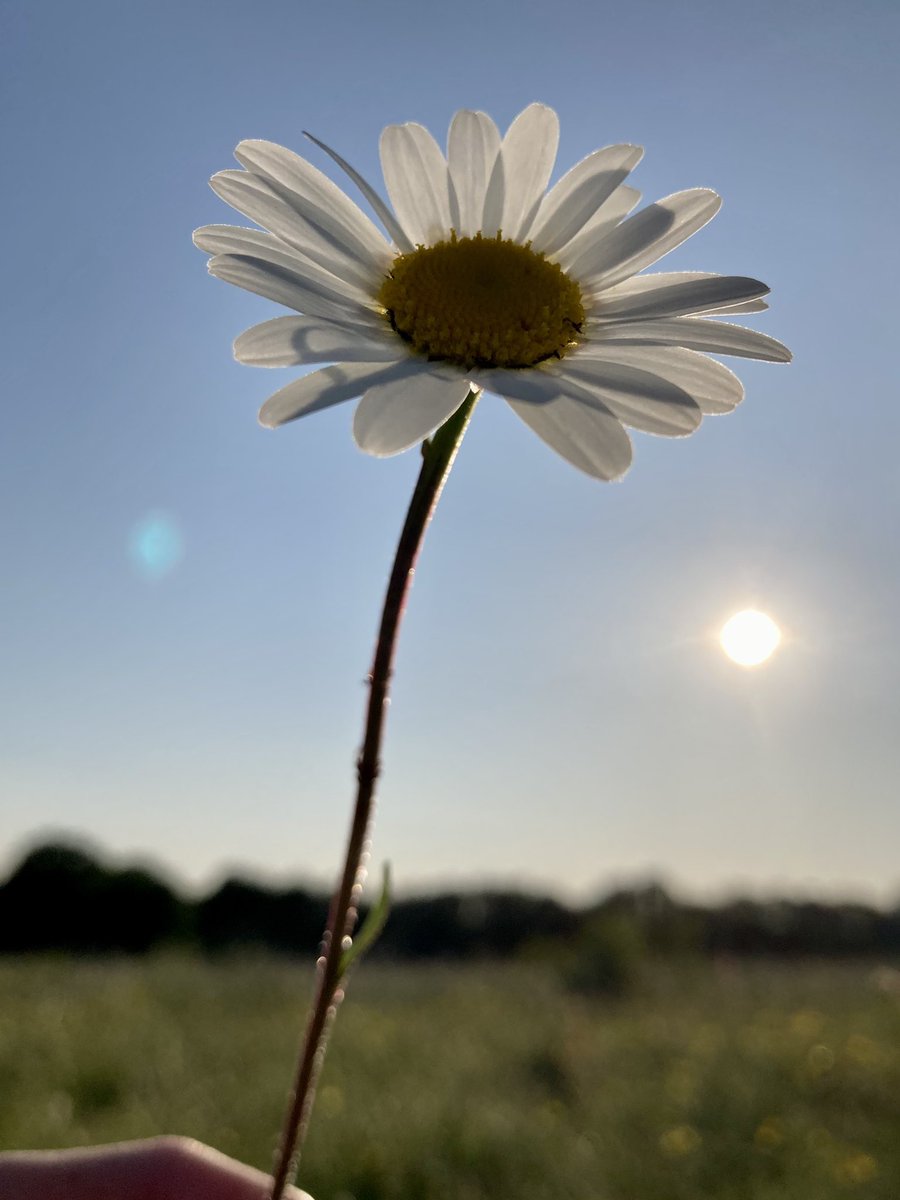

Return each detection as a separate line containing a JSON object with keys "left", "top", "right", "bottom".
{"left": 2, "top": 840, "right": 899, "bottom": 960}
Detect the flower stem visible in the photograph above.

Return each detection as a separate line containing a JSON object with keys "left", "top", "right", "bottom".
{"left": 268, "top": 389, "right": 479, "bottom": 1200}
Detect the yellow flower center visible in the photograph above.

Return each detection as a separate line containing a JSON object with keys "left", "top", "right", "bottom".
{"left": 378, "top": 233, "right": 585, "bottom": 371}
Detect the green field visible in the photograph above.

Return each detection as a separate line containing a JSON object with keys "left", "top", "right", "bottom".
{"left": 1, "top": 956, "right": 898, "bottom": 1199}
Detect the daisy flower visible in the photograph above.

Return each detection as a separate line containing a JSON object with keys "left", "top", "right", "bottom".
{"left": 195, "top": 103, "right": 790, "bottom": 480}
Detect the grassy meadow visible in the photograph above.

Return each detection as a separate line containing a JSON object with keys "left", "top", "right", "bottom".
{"left": 1, "top": 955, "right": 898, "bottom": 1199}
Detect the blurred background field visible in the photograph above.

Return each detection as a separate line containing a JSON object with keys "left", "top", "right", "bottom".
{"left": 2, "top": 954, "right": 899, "bottom": 1200}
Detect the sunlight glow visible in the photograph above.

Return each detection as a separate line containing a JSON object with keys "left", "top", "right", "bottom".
{"left": 720, "top": 609, "right": 782, "bottom": 667}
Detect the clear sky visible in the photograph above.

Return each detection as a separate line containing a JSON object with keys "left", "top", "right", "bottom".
{"left": 2, "top": 0, "right": 898, "bottom": 903}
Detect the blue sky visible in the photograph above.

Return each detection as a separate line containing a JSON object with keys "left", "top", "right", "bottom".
{"left": 2, "top": 0, "right": 898, "bottom": 902}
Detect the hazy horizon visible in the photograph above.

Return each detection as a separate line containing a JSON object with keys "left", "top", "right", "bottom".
{"left": 3, "top": 826, "right": 898, "bottom": 913}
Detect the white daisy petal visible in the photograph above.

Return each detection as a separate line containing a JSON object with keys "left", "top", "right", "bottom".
{"left": 480, "top": 149, "right": 505, "bottom": 239}
{"left": 530, "top": 145, "right": 644, "bottom": 258}
{"left": 233, "top": 140, "right": 392, "bottom": 271}
{"left": 592, "top": 274, "right": 769, "bottom": 321}
{"left": 205, "top": 174, "right": 383, "bottom": 299}
{"left": 702, "top": 298, "right": 769, "bottom": 316}
{"left": 198, "top": 228, "right": 393, "bottom": 325}
{"left": 570, "top": 189, "right": 722, "bottom": 291}
{"left": 380, "top": 123, "right": 452, "bottom": 247}
{"left": 494, "top": 103, "right": 560, "bottom": 242}
{"left": 550, "top": 359, "right": 702, "bottom": 435}
{"left": 200, "top": 218, "right": 320, "bottom": 282}
{"left": 572, "top": 342, "right": 744, "bottom": 414}
{"left": 206, "top": 238, "right": 378, "bottom": 318}
{"left": 234, "top": 316, "right": 400, "bottom": 367}
{"left": 447, "top": 110, "right": 502, "bottom": 238}
{"left": 259, "top": 360, "right": 424, "bottom": 428}
{"left": 194, "top": 223, "right": 298, "bottom": 258}
{"left": 590, "top": 271, "right": 770, "bottom": 317}
{"left": 553, "top": 185, "right": 642, "bottom": 271}
{"left": 469, "top": 366, "right": 563, "bottom": 405}
{"left": 593, "top": 317, "right": 793, "bottom": 362}
{"left": 474, "top": 360, "right": 699, "bottom": 436}
{"left": 506, "top": 393, "right": 633, "bottom": 481}
{"left": 303, "top": 130, "right": 414, "bottom": 253}
{"left": 353, "top": 372, "right": 473, "bottom": 456}
{"left": 208, "top": 254, "right": 383, "bottom": 329}
{"left": 207, "top": 175, "right": 371, "bottom": 304}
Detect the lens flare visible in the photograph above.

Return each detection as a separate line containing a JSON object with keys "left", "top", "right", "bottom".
{"left": 129, "top": 512, "right": 184, "bottom": 580}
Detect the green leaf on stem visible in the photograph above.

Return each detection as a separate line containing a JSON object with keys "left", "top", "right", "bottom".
{"left": 339, "top": 862, "right": 392, "bottom": 977}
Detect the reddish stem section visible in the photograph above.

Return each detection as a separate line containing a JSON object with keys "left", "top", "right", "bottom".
{"left": 268, "top": 392, "right": 478, "bottom": 1200}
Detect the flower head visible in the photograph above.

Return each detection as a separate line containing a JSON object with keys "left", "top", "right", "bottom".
{"left": 195, "top": 104, "right": 790, "bottom": 480}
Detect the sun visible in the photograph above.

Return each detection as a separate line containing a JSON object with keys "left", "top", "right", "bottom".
{"left": 719, "top": 609, "right": 782, "bottom": 667}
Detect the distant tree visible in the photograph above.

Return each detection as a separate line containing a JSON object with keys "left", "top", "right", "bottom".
{"left": 562, "top": 913, "right": 647, "bottom": 997}
{"left": 380, "top": 891, "right": 577, "bottom": 959}
{"left": 0, "top": 842, "right": 187, "bottom": 953}
{"left": 104, "top": 867, "right": 192, "bottom": 952}
{"left": 596, "top": 881, "right": 702, "bottom": 955}
{"left": 3, "top": 837, "right": 900, "bottom": 961}
{"left": 196, "top": 878, "right": 324, "bottom": 954}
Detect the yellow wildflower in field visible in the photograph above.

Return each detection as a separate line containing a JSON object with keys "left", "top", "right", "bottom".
{"left": 753, "top": 1117, "right": 785, "bottom": 1151}
{"left": 804, "top": 1043, "right": 835, "bottom": 1076}
{"left": 659, "top": 1124, "right": 702, "bottom": 1157}
{"left": 789, "top": 1009, "right": 826, "bottom": 1039}
{"left": 833, "top": 1152, "right": 878, "bottom": 1185}
{"left": 844, "top": 1033, "right": 881, "bottom": 1068}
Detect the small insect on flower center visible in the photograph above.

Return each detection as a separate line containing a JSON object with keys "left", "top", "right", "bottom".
{"left": 378, "top": 233, "right": 585, "bottom": 371}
